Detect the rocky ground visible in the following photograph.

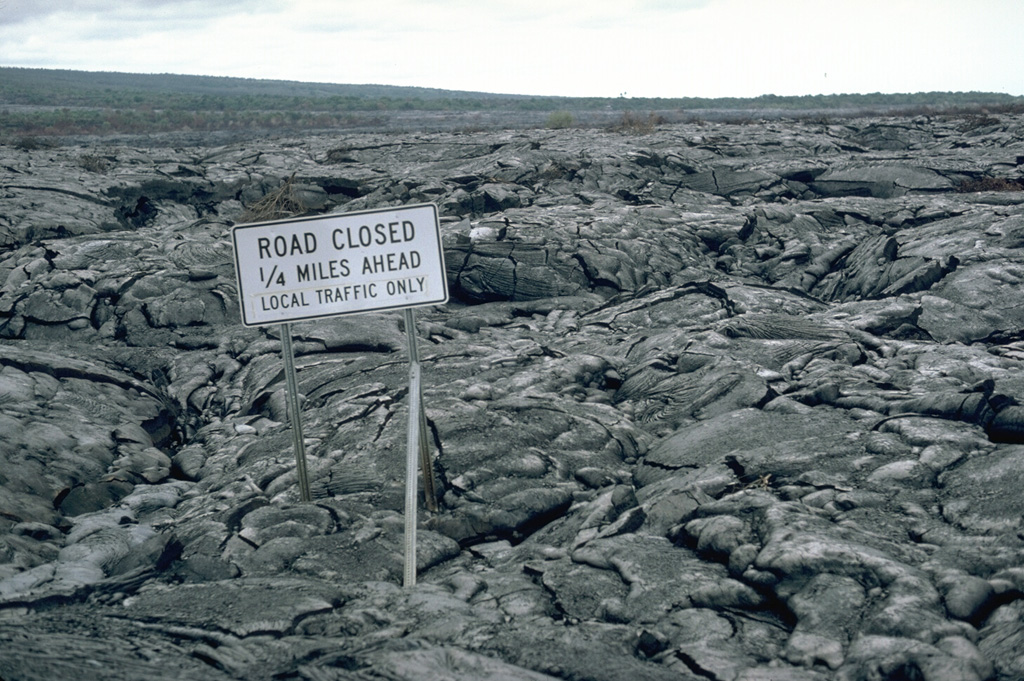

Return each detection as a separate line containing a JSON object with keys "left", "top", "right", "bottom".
{"left": 2, "top": 112, "right": 1024, "bottom": 680}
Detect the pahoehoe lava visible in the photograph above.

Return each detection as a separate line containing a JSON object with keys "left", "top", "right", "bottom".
{"left": 2, "top": 112, "right": 1024, "bottom": 680}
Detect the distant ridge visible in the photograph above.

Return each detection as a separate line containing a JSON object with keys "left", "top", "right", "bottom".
{"left": 3, "top": 66, "right": 1023, "bottom": 110}
{"left": 0, "top": 66, "right": 524, "bottom": 101}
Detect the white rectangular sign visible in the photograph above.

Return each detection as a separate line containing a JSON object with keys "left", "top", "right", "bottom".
{"left": 232, "top": 203, "right": 448, "bottom": 326}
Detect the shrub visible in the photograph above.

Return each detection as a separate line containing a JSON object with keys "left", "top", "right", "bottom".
{"left": 78, "top": 154, "right": 110, "bottom": 173}
{"left": 609, "top": 111, "right": 663, "bottom": 135}
{"left": 14, "top": 136, "right": 52, "bottom": 151}
{"left": 546, "top": 111, "right": 574, "bottom": 129}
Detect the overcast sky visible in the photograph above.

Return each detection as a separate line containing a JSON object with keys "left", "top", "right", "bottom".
{"left": 1, "top": 0, "right": 1021, "bottom": 99}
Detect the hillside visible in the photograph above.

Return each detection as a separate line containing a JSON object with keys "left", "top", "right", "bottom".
{"left": 0, "top": 66, "right": 516, "bottom": 102}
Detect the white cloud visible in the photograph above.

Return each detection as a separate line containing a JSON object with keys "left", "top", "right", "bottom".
{"left": 1, "top": 0, "right": 263, "bottom": 26}
{"left": 1, "top": 0, "right": 1022, "bottom": 97}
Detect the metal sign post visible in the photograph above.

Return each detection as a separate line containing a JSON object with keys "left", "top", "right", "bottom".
{"left": 402, "top": 308, "right": 440, "bottom": 587}
{"left": 280, "top": 322, "right": 312, "bottom": 502}
{"left": 404, "top": 309, "right": 439, "bottom": 515}
{"left": 403, "top": 308, "right": 422, "bottom": 588}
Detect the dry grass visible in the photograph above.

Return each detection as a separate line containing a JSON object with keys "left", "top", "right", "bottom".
{"left": 956, "top": 114, "right": 1003, "bottom": 133}
{"left": 609, "top": 111, "right": 664, "bottom": 135}
{"left": 956, "top": 177, "right": 1024, "bottom": 193}
{"left": 239, "top": 174, "right": 310, "bottom": 222}
{"left": 323, "top": 146, "right": 356, "bottom": 164}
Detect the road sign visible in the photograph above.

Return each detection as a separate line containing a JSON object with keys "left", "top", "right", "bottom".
{"left": 232, "top": 203, "right": 448, "bottom": 326}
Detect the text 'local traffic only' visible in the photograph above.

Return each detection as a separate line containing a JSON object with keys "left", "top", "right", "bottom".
{"left": 232, "top": 203, "right": 448, "bottom": 326}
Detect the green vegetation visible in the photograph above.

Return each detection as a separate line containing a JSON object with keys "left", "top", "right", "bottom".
{"left": 545, "top": 111, "right": 574, "bottom": 129}
{"left": 0, "top": 106, "right": 387, "bottom": 136}
{"left": 2, "top": 67, "right": 1023, "bottom": 138}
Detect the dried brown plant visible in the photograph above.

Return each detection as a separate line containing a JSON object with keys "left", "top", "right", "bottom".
{"left": 239, "top": 173, "right": 309, "bottom": 222}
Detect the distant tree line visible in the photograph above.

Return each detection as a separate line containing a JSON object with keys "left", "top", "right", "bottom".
{"left": 2, "top": 67, "right": 1022, "bottom": 138}
{"left": 1, "top": 107, "right": 396, "bottom": 136}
